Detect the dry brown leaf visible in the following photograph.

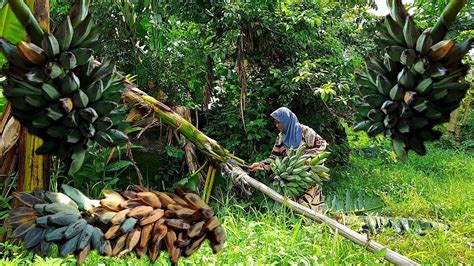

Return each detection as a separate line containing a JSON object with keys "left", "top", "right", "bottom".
{"left": 0, "top": 117, "right": 20, "bottom": 158}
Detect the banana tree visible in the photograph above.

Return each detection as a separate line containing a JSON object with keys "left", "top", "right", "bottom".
{"left": 0, "top": 0, "right": 50, "bottom": 192}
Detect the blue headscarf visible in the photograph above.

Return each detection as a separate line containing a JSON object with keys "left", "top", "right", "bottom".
{"left": 270, "top": 107, "right": 302, "bottom": 148}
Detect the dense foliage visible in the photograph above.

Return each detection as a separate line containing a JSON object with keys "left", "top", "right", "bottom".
{"left": 23, "top": 0, "right": 465, "bottom": 193}
{"left": 50, "top": 1, "right": 384, "bottom": 172}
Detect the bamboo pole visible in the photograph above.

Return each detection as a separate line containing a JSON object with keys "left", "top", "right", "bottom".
{"left": 121, "top": 84, "right": 419, "bottom": 265}
{"left": 222, "top": 163, "right": 419, "bottom": 265}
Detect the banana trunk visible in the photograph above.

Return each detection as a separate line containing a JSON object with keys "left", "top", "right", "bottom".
{"left": 15, "top": 0, "right": 50, "bottom": 192}
{"left": 121, "top": 84, "right": 243, "bottom": 164}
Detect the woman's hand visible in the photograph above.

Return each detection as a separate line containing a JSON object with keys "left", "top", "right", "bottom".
{"left": 249, "top": 162, "right": 262, "bottom": 172}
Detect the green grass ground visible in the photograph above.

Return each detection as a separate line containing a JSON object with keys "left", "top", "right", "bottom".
{"left": 0, "top": 131, "right": 473, "bottom": 265}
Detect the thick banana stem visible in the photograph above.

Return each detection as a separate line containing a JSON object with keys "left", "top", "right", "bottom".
{"left": 222, "top": 163, "right": 420, "bottom": 266}
{"left": 121, "top": 84, "right": 243, "bottom": 164}
{"left": 431, "top": 0, "right": 467, "bottom": 43}
{"left": 11, "top": 0, "right": 51, "bottom": 193}
{"left": 8, "top": 0, "right": 44, "bottom": 45}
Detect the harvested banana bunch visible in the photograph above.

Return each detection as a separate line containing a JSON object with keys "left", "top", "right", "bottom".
{"left": 354, "top": 0, "right": 473, "bottom": 159}
{"left": 91, "top": 185, "right": 225, "bottom": 264}
{"left": 5, "top": 184, "right": 101, "bottom": 264}
{"left": 0, "top": 0, "right": 127, "bottom": 175}
{"left": 6, "top": 184, "right": 225, "bottom": 265}
{"left": 269, "top": 145, "right": 330, "bottom": 198}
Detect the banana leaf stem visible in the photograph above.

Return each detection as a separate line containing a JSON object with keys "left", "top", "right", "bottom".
{"left": 190, "top": 160, "right": 208, "bottom": 180}
{"left": 205, "top": 166, "right": 217, "bottom": 204}
{"left": 202, "top": 165, "right": 213, "bottom": 201}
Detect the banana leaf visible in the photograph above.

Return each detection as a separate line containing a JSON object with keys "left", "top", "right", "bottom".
{"left": 325, "top": 190, "right": 384, "bottom": 215}
{"left": 0, "top": 2, "right": 26, "bottom": 66}
{"left": 342, "top": 215, "right": 449, "bottom": 235}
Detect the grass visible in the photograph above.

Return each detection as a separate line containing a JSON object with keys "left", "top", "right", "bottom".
{"left": 327, "top": 131, "right": 474, "bottom": 264}
{"left": 0, "top": 199, "right": 387, "bottom": 265}
{"left": 0, "top": 130, "right": 473, "bottom": 265}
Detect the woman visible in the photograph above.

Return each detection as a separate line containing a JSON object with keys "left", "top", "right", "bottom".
{"left": 249, "top": 107, "right": 327, "bottom": 211}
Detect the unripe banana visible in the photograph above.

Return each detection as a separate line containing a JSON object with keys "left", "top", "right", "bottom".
{"left": 55, "top": 16, "right": 74, "bottom": 51}
{"left": 415, "top": 29, "right": 432, "bottom": 55}
{"left": 41, "top": 33, "right": 60, "bottom": 58}
{"left": 428, "top": 40, "right": 455, "bottom": 62}
{"left": 17, "top": 41, "right": 47, "bottom": 65}
{"left": 402, "top": 16, "right": 420, "bottom": 49}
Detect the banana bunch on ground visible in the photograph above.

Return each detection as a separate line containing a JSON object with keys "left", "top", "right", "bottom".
{"left": 6, "top": 184, "right": 225, "bottom": 265}
{"left": 5, "top": 184, "right": 101, "bottom": 264}
{"left": 269, "top": 145, "right": 330, "bottom": 198}
{"left": 89, "top": 185, "right": 225, "bottom": 264}
{"left": 0, "top": 0, "right": 127, "bottom": 174}
{"left": 354, "top": 0, "right": 473, "bottom": 159}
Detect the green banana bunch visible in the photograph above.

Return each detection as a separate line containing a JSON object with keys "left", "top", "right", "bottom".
{"left": 7, "top": 184, "right": 225, "bottom": 265}
{"left": 6, "top": 184, "right": 103, "bottom": 264}
{"left": 0, "top": 0, "right": 128, "bottom": 175}
{"left": 269, "top": 146, "right": 331, "bottom": 199}
{"left": 355, "top": 0, "right": 473, "bottom": 159}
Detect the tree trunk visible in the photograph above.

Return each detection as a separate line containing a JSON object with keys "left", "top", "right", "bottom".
{"left": 16, "top": 0, "right": 50, "bottom": 192}
{"left": 447, "top": 108, "right": 459, "bottom": 133}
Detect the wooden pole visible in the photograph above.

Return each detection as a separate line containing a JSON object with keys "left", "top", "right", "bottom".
{"left": 222, "top": 163, "right": 420, "bottom": 265}
{"left": 17, "top": 0, "right": 50, "bottom": 192}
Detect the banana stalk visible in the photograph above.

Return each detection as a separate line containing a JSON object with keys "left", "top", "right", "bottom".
{"left": 7, "top": 0, "right": 44, "bottom": 45}
{"left": 430, "top": 0, "right": 468, "bottom": 43}
{"left": 121, "top": 85, "right": 243, "bottom": 164}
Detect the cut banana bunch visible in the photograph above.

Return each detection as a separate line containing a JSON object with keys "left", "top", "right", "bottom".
{"left": 355, "top": 0, "right": 473, "bottom": 159}
{"left": 0, "top": 0, "right": 127, "bottom": 175}
{"left": 6, "top": 184, "right": 225, "bottom": 265}
{"left": 269, "top": 145, "right": 331, "bottom": 198}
